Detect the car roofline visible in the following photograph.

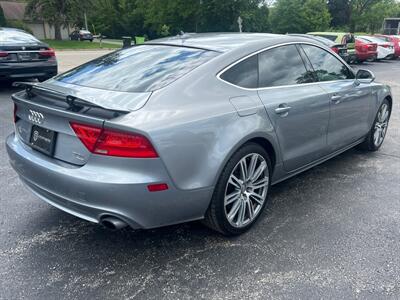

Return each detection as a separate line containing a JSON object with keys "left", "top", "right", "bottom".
{"left": 140, "top": 42, "right": 224, "bottom": 53}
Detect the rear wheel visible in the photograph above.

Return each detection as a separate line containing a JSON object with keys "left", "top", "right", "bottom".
{"left": 358, "top": 99, "right": 391, "bottom": 151}
{"left": 203, "top": 143, "right": 271, "bottom": 235}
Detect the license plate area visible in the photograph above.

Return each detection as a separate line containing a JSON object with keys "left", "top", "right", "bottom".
{"left": 18, "top": 52, "right": 34, "bottom": 61}
{"left": 29, "top": 125, "right": 57, "bottom": 156}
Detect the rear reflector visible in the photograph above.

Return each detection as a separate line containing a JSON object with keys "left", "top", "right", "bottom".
{"left": 147, "top": 183, "right": 169, "bottom": 192}
{"left": 70, "top": 122, "right": 158, "bottom": 158}
{"left": 13, "top": 103, "right": 17, "bottom": 123}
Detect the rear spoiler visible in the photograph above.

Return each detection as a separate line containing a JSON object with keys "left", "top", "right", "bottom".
{"left": 13, "top": 81, "right": 129, "bottom": 114}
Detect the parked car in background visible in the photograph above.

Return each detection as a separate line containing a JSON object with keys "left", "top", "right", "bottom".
{"left": 289, "top": 34, "right": 349, "bottom": 62}
{"left": 70, "top": 29, "right": 94, "bottom": 42}
{"left": 0, "top": 27, "right": 57, "bottom": 82}
{"left": 374, "top": 34, "right": 400, "bottom": 59}
{"left": 6, "top": 33, "right": 393, "bottom": 235}
{"left": 307, "top": 32, "right": 356, "bottom": 63}
{"left": 357, "top": 36, "right": 395, "bottom": 60}
{"left": 355, "top": 38, "right": 378, "bottom": 62}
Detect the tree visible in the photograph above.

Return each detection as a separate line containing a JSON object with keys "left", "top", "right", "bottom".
{"left": 270, "top": 0, "right": 330, "bottom": 33}
{"left": 302, "top": 0, "right": 331, "bottom": 32}
{"left": 353, "top": 0, "right": 400, "bottom": 32}
{"left": 26, "top": 0, "right": 90, "bottom": 40}
{"left": 328, "top": 0, "right": 351, "bottom": 28}
{"left": 0, "top": 5, "right": 6, "bottom": 27}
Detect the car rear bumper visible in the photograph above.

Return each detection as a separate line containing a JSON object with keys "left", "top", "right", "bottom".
{"left": 356, "top": 52, "right": 377, "bottom": 61}
{"left": 6, "top": 133, "right": 213, "bottom": 229}
{"left": 0, "top": 61, "right": 57, "bottom": 80}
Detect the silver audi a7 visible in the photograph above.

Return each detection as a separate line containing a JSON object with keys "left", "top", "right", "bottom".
{"left": 6, "top": 33, "right": 392, "bottom": 235}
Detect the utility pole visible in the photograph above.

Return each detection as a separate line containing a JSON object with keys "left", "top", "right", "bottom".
{"left": 237, "top": 16, "right": 243, "bottom": 33}
{"left": 84, "top": 12, "right": 88, "bottom": 30}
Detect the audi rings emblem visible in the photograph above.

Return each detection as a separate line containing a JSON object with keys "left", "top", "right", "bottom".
{"left": 28, "top": 110, "right": 44, "bottom": 125}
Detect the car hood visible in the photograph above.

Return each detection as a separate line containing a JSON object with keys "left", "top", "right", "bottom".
{"left": 38, "top": 79, "right": 152, "bottom": 112}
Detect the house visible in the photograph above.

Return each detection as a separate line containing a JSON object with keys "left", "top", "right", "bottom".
{"left": 0, "top": 1, "right": 72, "bottom": 39}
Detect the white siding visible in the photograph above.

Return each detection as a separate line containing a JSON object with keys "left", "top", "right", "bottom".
{"left": 24, "top": 21, "right": 73, "bottom": 40}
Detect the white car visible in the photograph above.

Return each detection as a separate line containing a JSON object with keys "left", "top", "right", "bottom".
{"left": 357, "top": 36, "right": 395, "bottom": 59}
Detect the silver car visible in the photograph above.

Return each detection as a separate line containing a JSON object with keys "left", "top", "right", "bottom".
{"left": 6, "top": 33, "right": 392, "bottom": 235}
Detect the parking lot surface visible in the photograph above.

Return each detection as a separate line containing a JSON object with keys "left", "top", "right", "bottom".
{"left": 0, "top": 58, "right": 399, "bottom": 299}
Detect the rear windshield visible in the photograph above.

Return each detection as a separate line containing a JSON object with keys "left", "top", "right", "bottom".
{"left": 0, "top": 30, "right": 40, "bottom": 45}
{"left": 313, "top": 34, "right": 337, "bottom": 42}
{"left": 56, "top": 45, "right": 219, "bottom": 92}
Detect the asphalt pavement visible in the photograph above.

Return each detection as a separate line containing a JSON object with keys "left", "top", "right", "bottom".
{"left": 0, "top": 58, "right": 399, "bottom": 299}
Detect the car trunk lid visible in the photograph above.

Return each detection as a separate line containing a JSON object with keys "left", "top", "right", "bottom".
{"left": 12, "top": 82, "right": 150, "bottom": 166}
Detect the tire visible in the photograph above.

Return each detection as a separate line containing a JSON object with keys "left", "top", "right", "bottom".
{"left": 358, "top": 99, "right": 391, "bottom": 151}
{"left": 203, "top": 143, "right": 272, "bottom": 236}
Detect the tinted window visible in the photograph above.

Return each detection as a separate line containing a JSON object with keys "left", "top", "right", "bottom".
{"left": 302, "top": 45, "right": 354, "bottom": 82}
{"left": 258, "top": 45, "right": 314, "bottom": 88}
{"left": 220, "top": 55, "right": 258, "bottom": 88}
{"left": 0, "top": 30, "right": 40, "bottom": 45}
{"left": 56, "top": 45, "right": 218, "bottom": 92}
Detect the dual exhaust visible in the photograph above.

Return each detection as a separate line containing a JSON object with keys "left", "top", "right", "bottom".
{"left": 101, "top": 216, "right": 128, "bottom": 230}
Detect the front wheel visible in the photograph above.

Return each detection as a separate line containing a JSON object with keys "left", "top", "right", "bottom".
{"left": 358, "top": 99, "right": 391, "bottom": 151}
{"left": 203, "top": 143, "right": 271, "bottom": 235}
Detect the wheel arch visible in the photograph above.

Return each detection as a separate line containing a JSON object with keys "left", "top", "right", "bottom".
{"left": 212, "top": 133, "right": 279, "bottom": 188}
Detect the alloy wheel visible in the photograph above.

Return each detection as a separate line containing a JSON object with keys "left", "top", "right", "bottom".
{"left": 373, "top": 103, "right": 390, "bottom": 147}
{"left": 224, "top": 153, "right": 269, "bottom": 228}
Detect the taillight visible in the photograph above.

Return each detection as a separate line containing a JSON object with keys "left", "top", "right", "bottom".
{"left": 70, "top": 122, "right": 158, "bottom": 158}
{"left": 331, "top": 47, "right": 339, "bottom": 54}
{"left": 39, "top": 48, "right": 56, "bottom": 57}
{"left": 0, "top": 51, "right": 8, "bottom": 57}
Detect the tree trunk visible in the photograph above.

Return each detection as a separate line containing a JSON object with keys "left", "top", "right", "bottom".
{"left": 54, "top": 23, "right": 62, "bottom": 40}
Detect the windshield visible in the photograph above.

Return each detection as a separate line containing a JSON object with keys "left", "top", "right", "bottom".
{"left": 0, "top": 30, "right": 41, "bottom": 45}
{"left": 310, "top": 36, "right": 336, "bottom": 46}
{"left": 313, "top": 34, "right": 338, "bottom": 42}
{"left": 359, "top": 36, "right": 387, "bottom": 44}
{"left": 56, "top": 45, "right": 219, "bottom": 92}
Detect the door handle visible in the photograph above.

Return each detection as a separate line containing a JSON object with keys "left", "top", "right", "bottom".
{"left": 331, "top": 95, "right": 342, "bottom": 103}
{"left": 275, "top": 105, "right": 291, "bottom": 115}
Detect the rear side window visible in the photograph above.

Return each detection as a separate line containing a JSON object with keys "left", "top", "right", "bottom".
{"left": 302, "top": 44, "right": 355, "bottom": 82}
{"left": 56, "top": 45, "right": 219, "bottom": 92}
{"left": 220, "top": 55, "right": 258, "bottom": 88}
{"left": 258, "top": 45, "right": 314, "bottom": 88}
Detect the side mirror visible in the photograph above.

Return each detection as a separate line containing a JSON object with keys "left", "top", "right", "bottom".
{"left": 356, "top": 69, "right": 375, "bottom": 84}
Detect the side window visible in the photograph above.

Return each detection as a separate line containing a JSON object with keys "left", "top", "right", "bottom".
{"left": 302, "top": 44, "right": 355, "bottom": 82}
{"left": 258, "top": 45, "right": 315, "bottom": 88}
{"left": 220, "top": 55, "right": 258, "bottom": 88}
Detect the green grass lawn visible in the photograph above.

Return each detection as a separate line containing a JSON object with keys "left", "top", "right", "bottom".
{"left": 41, "top": 40, "right": 121, "bottom": 50}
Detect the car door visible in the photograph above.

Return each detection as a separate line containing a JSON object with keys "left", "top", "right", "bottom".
{"left": 300, "top": 44, "right": 372, "bottom": 152}
{"left": 257, "top": 44, "right": 331, "bottom": 172}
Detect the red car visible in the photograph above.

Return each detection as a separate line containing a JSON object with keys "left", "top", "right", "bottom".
{"left": 374, "top": 34, "right": 400, "bottom": 58}
{"left": 355, "top": 38, "right": 378, "bottom": 62}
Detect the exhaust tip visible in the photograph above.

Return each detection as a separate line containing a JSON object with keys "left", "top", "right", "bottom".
{"left": 101, "top": 217, "right": 128, "bottom": 230}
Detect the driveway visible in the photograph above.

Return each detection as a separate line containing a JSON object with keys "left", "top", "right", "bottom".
{"left": 56, "top": 50, "right": 114, "bottom": 73}
{"left": 0, "top": 60, "right": 399, "bottom": 299}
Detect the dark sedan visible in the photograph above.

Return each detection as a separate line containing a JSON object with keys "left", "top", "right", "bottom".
{"left": 70, "top": 30, "right": 94, "bottom": 42}
{"left": 0, "top": 28, "right": 58, "bottom": 82}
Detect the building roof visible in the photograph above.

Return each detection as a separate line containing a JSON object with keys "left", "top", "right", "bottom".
{"left": 0, "top": 1, "right": 27, "bottom": 21}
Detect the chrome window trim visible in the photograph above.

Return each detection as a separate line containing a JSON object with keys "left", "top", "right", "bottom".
{"left": 216, "top": 41, "right": 355, "bottom": 91}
